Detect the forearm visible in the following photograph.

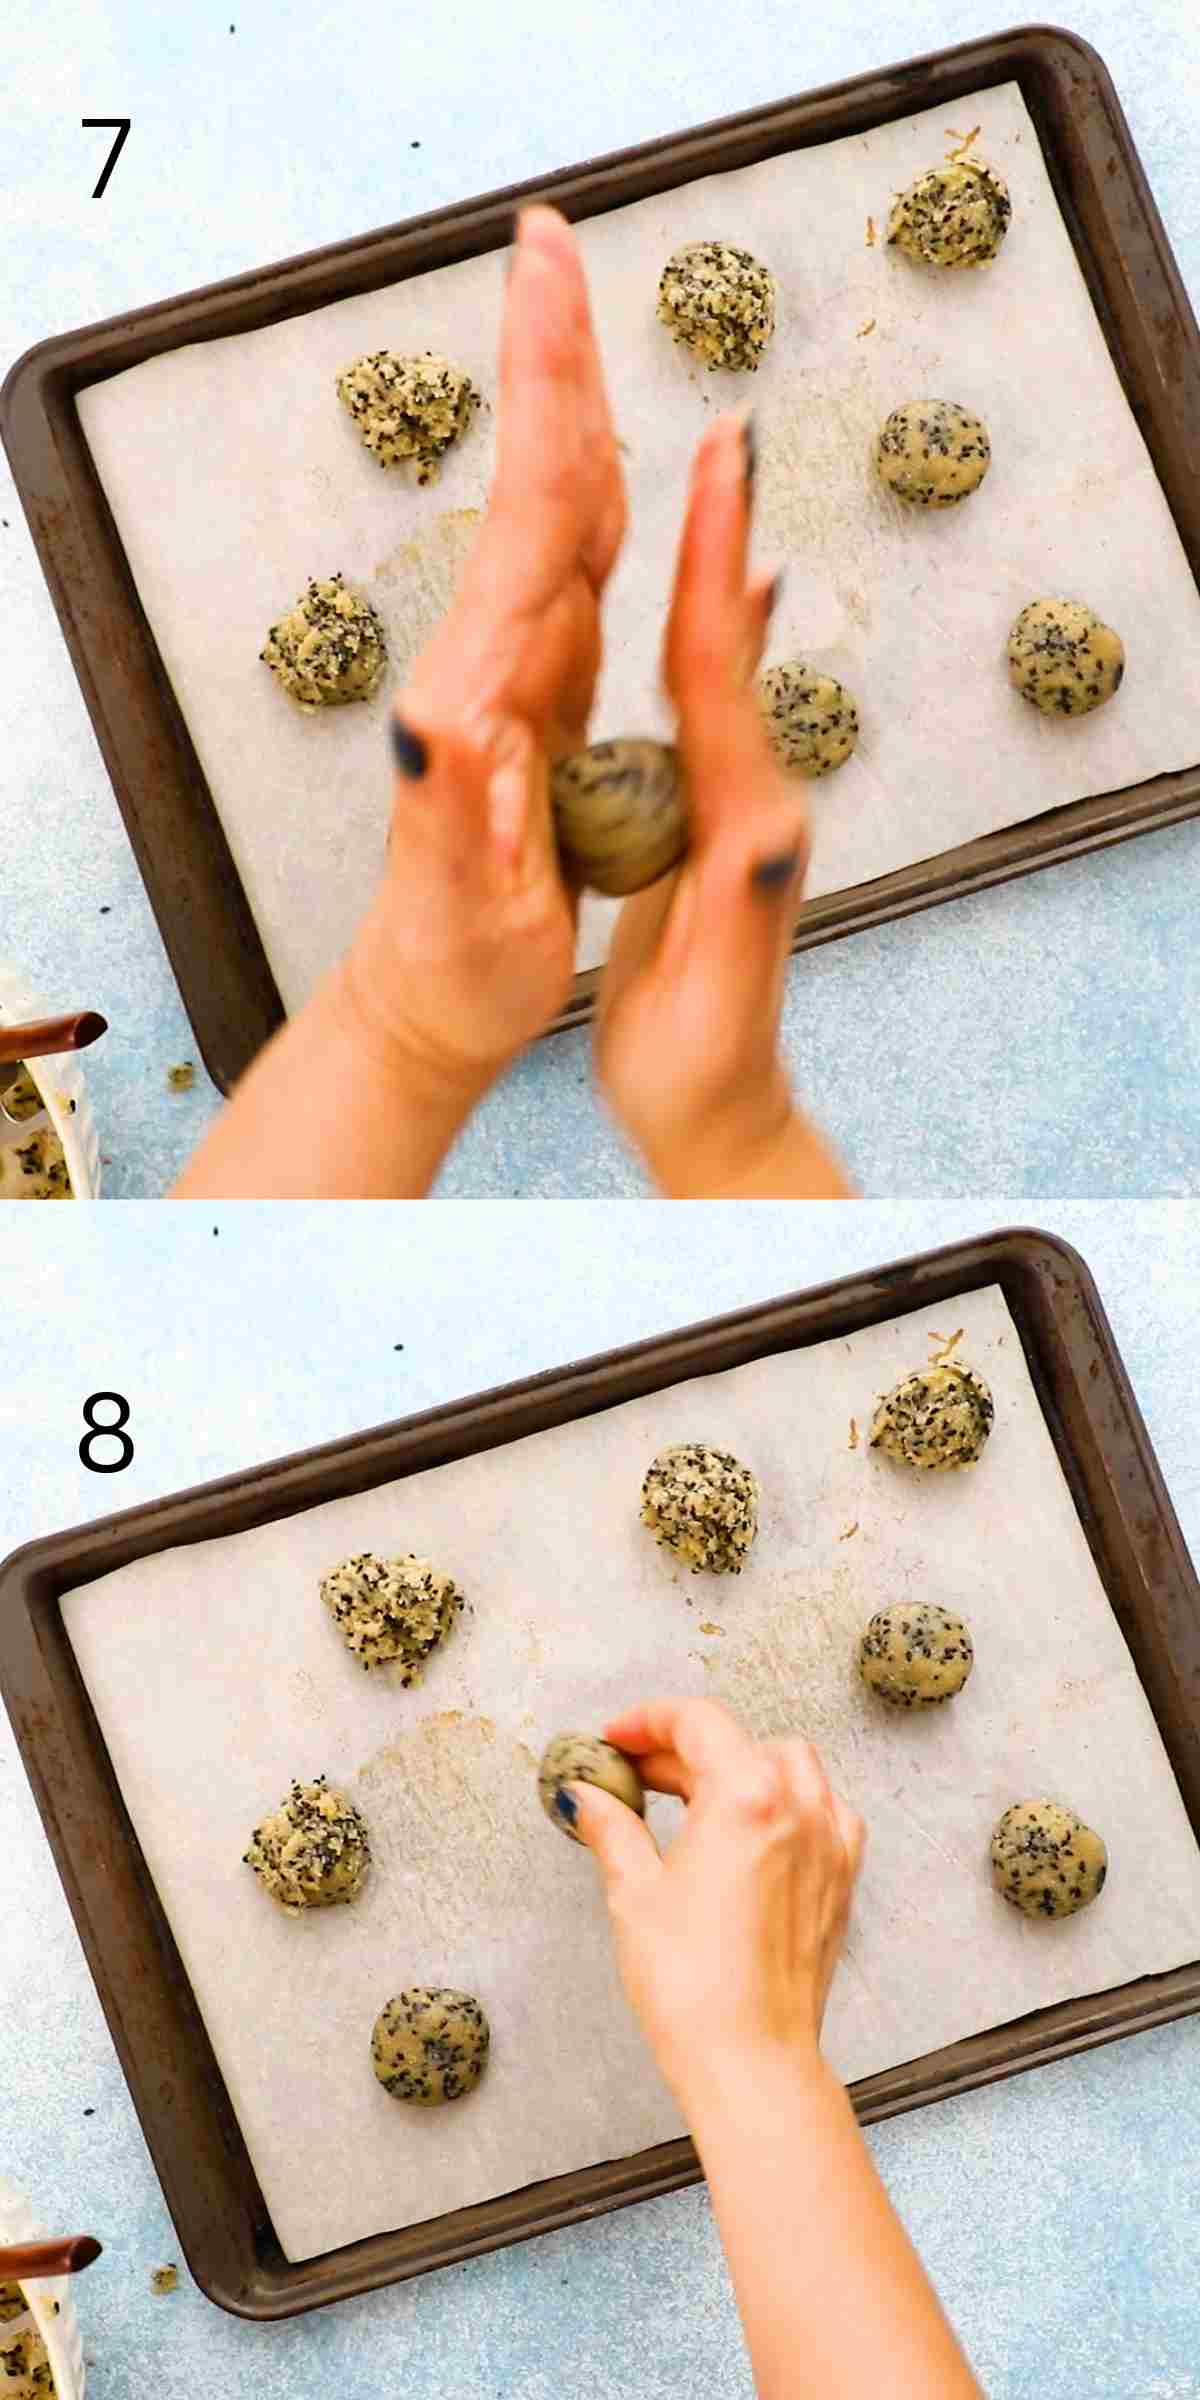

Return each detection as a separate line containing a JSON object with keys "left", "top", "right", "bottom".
{"left": 172, "top": 959, "right": 489, "bottom": 1199}
{"left": 688, "top": 2054, "right": 982, "bottom": 2400}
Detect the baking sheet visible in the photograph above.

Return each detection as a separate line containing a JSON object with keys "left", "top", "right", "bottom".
{"left": 76, "top": 83, "right": 1200, "bottom": 1006}
{"left": 61, "top": 1284, "right": 1200, "bottom": 2264}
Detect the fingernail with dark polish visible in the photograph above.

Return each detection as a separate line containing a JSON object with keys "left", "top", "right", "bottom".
{"left": 554, "top": 1787, "right": 579, "bottom": 1827}
{"left": 752, "top": 848, "right": 802, "bottom": 892}
{"left": 743, "top": 410, "right": 758, "bottom": 501}
{"left": 391, "top": 718, "right": 428, "bottom": 778}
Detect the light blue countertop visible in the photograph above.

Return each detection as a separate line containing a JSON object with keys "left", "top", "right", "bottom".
{"left": 2, "top": 1198, "right": 1200, "bottom": 2397}
{"left": 3, "top": 0, "right": 1200, "bottom": 1197}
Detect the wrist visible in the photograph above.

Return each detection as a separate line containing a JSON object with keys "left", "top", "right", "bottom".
{"left": 681, "top": 2039, "right": 843, "bottom": 2155}
{"left": 647, "top": 1084, "right": 852, "bottom": 1200}
{"left": 338, "top": 921, "right": 499, "bottom": 1122}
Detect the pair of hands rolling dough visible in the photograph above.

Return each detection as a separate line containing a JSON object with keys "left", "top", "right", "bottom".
{"left": 174, "top": 207, "right": 850, "bottom": 1201}
{"left": 560, "top": 1696, "right": 982, "bottom": 2400}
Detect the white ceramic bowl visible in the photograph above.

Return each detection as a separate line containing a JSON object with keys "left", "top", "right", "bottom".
{"left": 0, "top": 2175, "right": 87, "bottom": 2399}
{"left": 0, "top": 966, "right": 102, "bottom": 1200}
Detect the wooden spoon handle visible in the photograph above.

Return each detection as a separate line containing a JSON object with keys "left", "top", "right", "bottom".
{"left": 0, "top": 1013, "right": 108, "bottom": 1068}
{"left": 0, "top": 2236, "right": 102, "bottom": 2281}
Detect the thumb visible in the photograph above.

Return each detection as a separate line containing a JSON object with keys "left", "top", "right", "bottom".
{"left": 570, "top": 1783, "right": 661, "bottom": 1898}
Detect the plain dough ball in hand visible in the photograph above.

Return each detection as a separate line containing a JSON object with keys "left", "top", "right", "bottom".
{"left": 875, "top": 400, "right": 991, "bottom": 508}
{"left": 551, "top": 738, "right": 689, "bottom": 896}
{"left": 641, "top": 1441, "right": 759, "bottom": 1574}
{"left": 371, "top": 1987, "right": 490, "bottom": 2104}
{"left": 1007, "top": 598, "right": 1125, "bottom": 717}
{"left": 759, "top": 662, "right": 859, "bottom": 776}
{"left": 657, "top": 240, "right": 776, "bottom": 372}
{"left": 538, "top": 1731, "right": 646, "bottom": 1844}
{"left": 990, "top": 1799, "right": 1108, "bottom": 1918}
{"left": 321, "top": 1551, "right": 463, "bottom": 1678}
{"left": 336, "top": 349, "right": 479, "bottom": 483}
{"left": 870, "top": 1361, "right": 994, "bottom": 1471}
{"left": 243, "top": 1776, "right": 371, "bottom": 1915}
{"left": 260, "top": 573, "right": 387, "bottom": 711}
{"left": 887, "top": 157, "right": 1012, "bottom": 268}
{"left": 859, "top": 1601, "right": 974, "bottom": 1706}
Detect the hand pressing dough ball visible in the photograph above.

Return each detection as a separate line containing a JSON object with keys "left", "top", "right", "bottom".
{"left": 371, "top": 1987, "right": 490, "bottom": 2104}
{"left": 641, "top": 1442, "right": 759, "bottom": 1574}
{"left": 990, "top": 1800, "right": 1108, "bottom": 1918}
{"left": 859, "top": 1601, "right": 974, "bottom": 1707}
{"left": 551, "top": 739, "right": 688, "bottom": 896}
{"left": 875, "top": 399, "right": 991, "bottom": 508}
{"left": 887, "top": 157, "right": 1012, "bottom": 268}
{"left": 260, "top": 573, "right": 387, "bottom": 711}
{"left": 0, "top": 2323, "right": 53, "bottom": 2398}
{"left": 870, "top": 1362, "right": 994, "bottom": 1471}
{"left": 657, "top": 240, "right": 776, "bottom": 372}
{"left": 243, "top": 1776, "right": 370, "bottom": 1915}
{"left": 1007, "top": 598, "right": 1125, "bottom": 717}
{"left": 336, "top": 349, "right": 479, "bottom": 483}
{"left": 321, "top": 1551, "right": 463, "bottom": 1678}
{"left": 759, "top": 662, "right": 859, "bottom": 777}
{"left": 538, "top": 1731, "right": 646, "bottom": 1843}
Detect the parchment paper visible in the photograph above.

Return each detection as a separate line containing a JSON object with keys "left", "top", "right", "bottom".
{"left": 77, "top": 84, "right": 1200, "bottom": 1003}
{"left": 62, "top": 1287, "right": 1200, "bottom": 2263}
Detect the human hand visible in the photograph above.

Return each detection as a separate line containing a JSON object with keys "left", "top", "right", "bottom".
{"left": 344, "top": 203, "right": 627, "bottom": 1096}
{"left": 593, "top": 414, "right": 848, "bottom": 1196}
{"left": 571, "top": 1696, "right": 865, "bottom": 2116}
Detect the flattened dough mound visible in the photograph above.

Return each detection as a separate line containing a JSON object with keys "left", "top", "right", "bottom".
{"left": 243, "top": 1775, "right": 371, "bottom": 1914}
{"left": 870, "top": 1361, "right": 994, "bottom": 1471}
{"left": 0, "top": 2291, "right": 25, "bottom": 2326}
{"left": 336, "top": 349, "right": 479, "bottom": 483}
{"left": 0, "top": 2322, "right": 54, "bottom": 2398}
{"left": 990, "top": 1799, "right": 1108, "bottom": 1918}
{"left": 538, "top": 1731, "right": 646, "bottom": 1843}
{"left": 759, "top": 662, "right": 859, "bottom": 776}
{"left": 887, "top": 157, "right": 1012, "bottom": 268}
{"left": 657, "top": 240, "right": 776, "bottom": 372}
{"left": 859, "top": 1601, "right": 974, "bottom": 1707}
{"left": 260, "top": 573, "right": 387, "bottom": 711}
{"left": 551, "top": 738, "right": 688, "bottom": 896}
{"left": 641, "top": 1441, "right": 759, "bottom": 1574}
{"left": 875, "top": 399, "right": 991, "bottom": 508}
{"left": 321, "top": 1550, "right": 463, "bottom": 1677}
{"left": 1007, "top": 598, "right": 1125, "bottom": 717}
{"left": 371, "top": 1986, "right": 490, "bottom": 2104}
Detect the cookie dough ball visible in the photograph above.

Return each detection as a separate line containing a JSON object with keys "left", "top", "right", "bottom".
{"left": 990, "top": 1800, "right": 1108, "bottom": 1919}
{"left": 551, "top": 738, "right": 688, "bottom": 896}
{"left": 260, "top": 573, "right": 387, "bottom": 711}
{"left": 0, "top": 2290, "right": 25, "bottom": 2325}
{"left": 243, "top": 1776, "right": 370, "bottom": 1915}
{"left": 870, "top": 1361, "right": 994, "bottom": 1471}
{"left": 859, "top": 1601, "right": 974, "bottom": 1707}
{"left": 875, "top": 399, "right": 991, "bottom": 509}
{"left": 538, "top": 1731, "right": 646, "bottom": 1844}
{"left": 336, "top": 349, "right": 479, "bottom": 484}
{"left": 887, "top": 157, "right": 1012, "bottom": 268}
{"left": 1007, "top": 598, "right": 1125, "bottom": 718}
{"left": 657, "top": 240, "right": 776, "bottom": 372}
{"left": 641, "top": 1441, "right": 759, "bottom": 1574}
{"left": 0, "top": 1124, "right": 71, "bottom": 1199}
{"left": 371, "top": 1986, "right": 490, "bottom": 2104}
{"left": 759, "top": 662, "right": 859, "bottom": 777}
{"left": 0, "top": 2324, "right": 52, "bottom": 2398}
{"left": 320, "top": 1551, "right": 463, "bottom": 1678}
